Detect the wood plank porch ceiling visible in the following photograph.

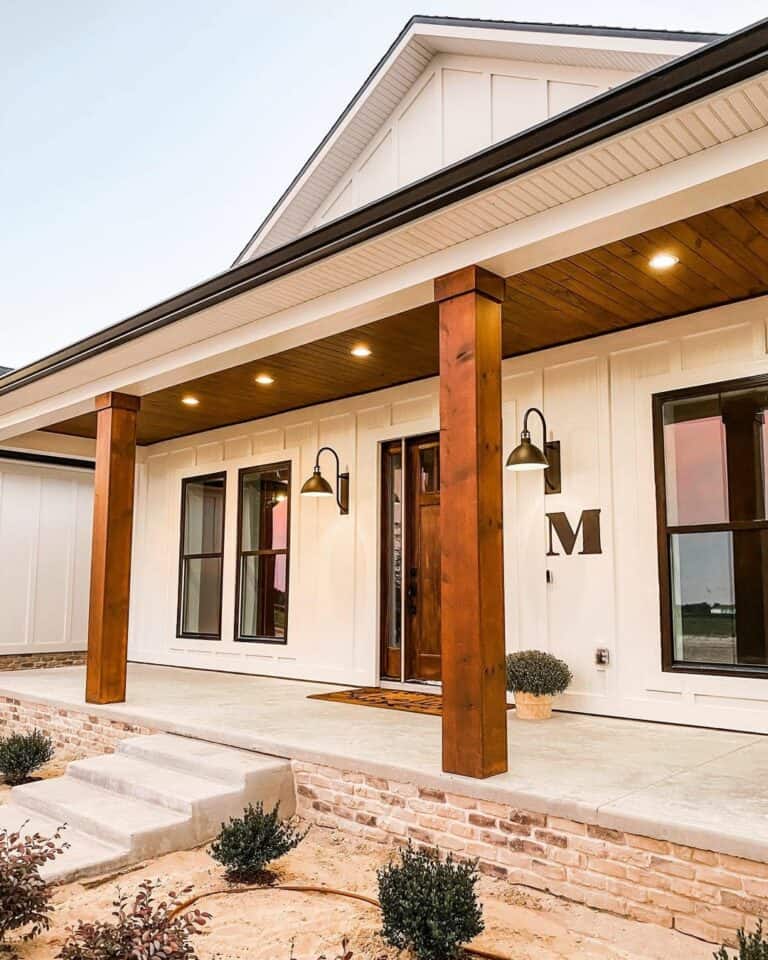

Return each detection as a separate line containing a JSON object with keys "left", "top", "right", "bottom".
{"left": 47, "top": 192, "right": 768, "bottom": 445}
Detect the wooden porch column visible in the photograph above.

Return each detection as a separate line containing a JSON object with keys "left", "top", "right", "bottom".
{"left": 435, "top": 265, "right": 508, "bottom": 779}
{"left": 86, "top": 392, "right": 140, "bottom": 705}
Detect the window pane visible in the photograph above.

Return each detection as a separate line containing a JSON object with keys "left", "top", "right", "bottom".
{"left": 671, "top": 532, "right": 736, "bottom": 665}
{"left": 239, "top": 553, "right": 287, "bottom": 639}
{"left": 663, "top": 399, "right": 728, "bottom": 526}
{"left": 183, "top": 476, "right": 225, "bottom": 554}
{"left": 241, "top": 467, "right": 290, "bottom": 552}
{"left": 181, "top": 557, "right": 222, "bottom": 636}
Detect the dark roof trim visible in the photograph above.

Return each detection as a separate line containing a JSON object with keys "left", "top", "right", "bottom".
{"left": 231, "top": 15, "right": 722, "bottom": 265}
{"left": 0, "top": 449, "right": 95, "bottom": 471}
{"left": 1, "top": 16, "right": 767, "bottom": 400}
{"left": 409, "top": 15, "right": 723, "bottom": 43}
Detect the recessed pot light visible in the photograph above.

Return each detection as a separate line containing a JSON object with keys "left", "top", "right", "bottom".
{"left": 181, "top": 396, "right": 200, "bottom": 406}
{"left": 255, "top": 374, "right": 274, "bottom": 385}
{"left": 649, "top": 252, "right": 679, "bottom": 270}
{"left": 351, "top": 345, "right": 371, "bottom": 358}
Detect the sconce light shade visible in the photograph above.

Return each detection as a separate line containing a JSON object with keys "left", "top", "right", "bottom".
{"left": 300, "top": 447, "right": 350, "bottom": 514}
{"left": 300, "top": 467, "right": 334, "bottom": 497}
{"left": 505, "top": 436, "right": 549, "bottom": 472}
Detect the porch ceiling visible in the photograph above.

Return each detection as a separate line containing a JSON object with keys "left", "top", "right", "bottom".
{"left": 46, "top": 191, "right": 768, "bottom": 446}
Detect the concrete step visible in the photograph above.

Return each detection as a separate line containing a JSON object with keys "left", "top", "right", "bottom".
{"left": 0, "top": 802, "right": 130, "bottom": 882}
{"left": 67, "top": 753, "right": 246, "bottom": 841}
{"left": 118, "top": 734, "right": 296, "bottom": 814}
{"left": 12, "top": 776, "right": 192, "bottom": 859}
{"left": 4, "top": 734, "right": 297, "bottom": 883}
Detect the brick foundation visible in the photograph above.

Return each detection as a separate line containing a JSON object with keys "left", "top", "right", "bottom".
{"left": 0, "top": 696, "right": 156, "bottom": 757}
{"left": 0, "top": 651, "right": 86, "bottom": 672}
{"left": 294, "top": 760, "right": 768, "bottom": 947}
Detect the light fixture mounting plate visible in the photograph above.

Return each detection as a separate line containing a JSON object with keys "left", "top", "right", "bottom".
{"left": 544, "top": 441, "right": 561, "bottom": 495}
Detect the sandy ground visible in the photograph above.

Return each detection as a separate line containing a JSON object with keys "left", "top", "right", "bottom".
{"left": 4, "top": 825, "right": 723, "bottom": 960}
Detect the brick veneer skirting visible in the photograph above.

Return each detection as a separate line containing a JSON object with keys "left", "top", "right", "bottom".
{"left": 0, "top": 696, "right": 156, "bottom": 756}
{"left": 0, "top": 651, "right": 87, "bottom": 672}
{"left": 294, "top": 760, "right": 768, "bottom": 947}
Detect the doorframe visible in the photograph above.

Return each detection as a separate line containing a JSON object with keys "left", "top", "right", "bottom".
{"left": 378, "top": 428, "right": 442, "bottom": 686}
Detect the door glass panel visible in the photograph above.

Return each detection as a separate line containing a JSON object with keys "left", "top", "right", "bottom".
{"left": 383, "top": 447, "right": 402, "bottom": 659}
{"left": 239, "top": 553, "right": 287, "bottom": 639}
{"left": 419, "top": 444, "right": 440, "bottom": 493}
{"left": 181, "top": 557, "right": 222, "bottom": 636}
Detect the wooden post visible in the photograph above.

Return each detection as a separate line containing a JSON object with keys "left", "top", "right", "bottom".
{"left": 86, "top": 392, "right": 140, "bottom": 704}
{"left": 435, "top": 265, "right": 508, "bottom": 779}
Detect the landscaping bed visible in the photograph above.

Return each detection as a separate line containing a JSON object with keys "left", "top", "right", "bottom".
{"left": 13, "top": 827, "right": 718, "bottom": 960}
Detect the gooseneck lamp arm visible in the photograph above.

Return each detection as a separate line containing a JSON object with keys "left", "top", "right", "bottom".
{"left": 314, "top": 446, "right": 344, "bottom": 512}
{"left": 521, "top": 407, "right": 547, "bottom": 445}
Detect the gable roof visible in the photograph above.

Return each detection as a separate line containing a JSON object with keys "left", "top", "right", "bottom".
{"left": 0, "top": 15, "right": 764, "bottom": 401}
{"left": 233, "top": 15, "right": 723, "bottom": 264}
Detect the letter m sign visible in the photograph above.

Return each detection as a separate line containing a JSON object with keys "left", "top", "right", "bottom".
{"left": 546, "top": 509, "right": 602, "bottom": 556}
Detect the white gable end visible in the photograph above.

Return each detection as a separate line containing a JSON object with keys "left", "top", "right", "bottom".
{"left": 236, "top": 19, "right": 714, "bottom": 263}
{"left": 307, "top": 54, "right": 625, "bottom": 232}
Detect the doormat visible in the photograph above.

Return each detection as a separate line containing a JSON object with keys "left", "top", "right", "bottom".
{"left": 308, "top": 687, "right": 514, "bottom": 716}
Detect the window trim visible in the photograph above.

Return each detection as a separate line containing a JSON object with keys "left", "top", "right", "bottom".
{"left": 234, "top": 461, "right": 291, "bottom": 645}
{"left": 653, "top": 372, "right": 768, "bottom": 679}
{"left": 176, "top": 471, "right": 227, "bottom": 641}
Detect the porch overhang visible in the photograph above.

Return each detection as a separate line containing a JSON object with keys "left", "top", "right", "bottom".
{"left": 0, "top": 16, "right": 767, "bottom": 442}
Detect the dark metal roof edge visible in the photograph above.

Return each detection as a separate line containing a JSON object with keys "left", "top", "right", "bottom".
{"left": 230, "top": 14, "right": 722, "bottom": 266}
{"left": 409, "top": 16, "right": 724, "bottom": 43}
{"left": 2, "top": 16, "right": 767, "bottom": 400}
{"left": 0, "top": 449, "right": 95, "bottom": 471}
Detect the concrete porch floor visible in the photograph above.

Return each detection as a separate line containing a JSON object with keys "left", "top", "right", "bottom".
{"left": 1, "top": 663, "right": 766, "bottom": 862}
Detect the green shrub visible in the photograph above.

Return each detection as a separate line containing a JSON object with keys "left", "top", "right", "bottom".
{"left": 715, "top": 922, "right": 768, "bottom": 959}
{"left": 209, "top": 801, "right": 306, "bottom": 882}
{"left": 505, "top": 650, "right": 572, "bottom": 696}
{"left": 57, "top": 879, "right": 209, "bottom": 960}
{"left": 377, "top": 843, "right": 483, "bottom": 960}
{"left": 0, "top": 730, "right": 54, "bottom": 786}
{"left": 0, "top": 821, "right": 67, "bottom": 950}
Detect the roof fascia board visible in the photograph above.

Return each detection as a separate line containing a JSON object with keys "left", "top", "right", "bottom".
{"left": 1, "top": 18, "right": 767, "bottom": 400}
{"left": 409, "top": 16, "right": 723, "bottom": 44}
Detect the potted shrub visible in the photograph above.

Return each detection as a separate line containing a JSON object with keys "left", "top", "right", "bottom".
{"left": 506, "top": 650, "right": 572, "bottom": 720}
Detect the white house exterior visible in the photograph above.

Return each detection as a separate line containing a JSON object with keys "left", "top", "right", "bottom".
{"left": 3, "top": 15, "right": 768, "bottom": 767}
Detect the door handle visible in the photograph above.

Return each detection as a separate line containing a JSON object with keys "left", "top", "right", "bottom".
{"left": 407, "top": 581, "right": 417, "bottom": 614}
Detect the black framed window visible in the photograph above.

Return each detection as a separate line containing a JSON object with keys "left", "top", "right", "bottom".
{"left": 177, "top": 473, "right": 226, "bottom": 639}
{"left": 654, "top": 375, "right": 768, "bottom": 676}
{"left": 235, "top": 462, "right": 290, "bottom": 643}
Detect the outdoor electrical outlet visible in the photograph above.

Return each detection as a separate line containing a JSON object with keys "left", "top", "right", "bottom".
{"left": 595, "top": 648, "right": 610, "bottom": 667}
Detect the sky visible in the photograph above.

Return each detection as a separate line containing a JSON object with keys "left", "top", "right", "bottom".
{"left": 2, "top": 0, "right": 766, "bottom": 369}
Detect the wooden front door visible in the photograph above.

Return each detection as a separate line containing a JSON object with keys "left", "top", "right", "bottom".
{"left": 380, "top": 433, "right": 442, "bottom": 682}
{"left": 405, "top": 434, "right": 442, "bottom": 680}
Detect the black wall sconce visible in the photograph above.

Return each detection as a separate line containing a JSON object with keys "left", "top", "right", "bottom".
{"left": 505, "top": 406, "right": 561, "bottom": 494}
{"left": 300, "top": 446, "right": 349, "bottom": 514}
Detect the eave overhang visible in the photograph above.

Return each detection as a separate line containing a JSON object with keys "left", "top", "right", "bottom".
{"left": 1, "top": 16, "right": 767, "bottom": 401}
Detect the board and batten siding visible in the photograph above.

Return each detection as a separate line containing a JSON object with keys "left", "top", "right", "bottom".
{"left": 129, "top": 294, "right": 768, "bottom": 733}
{"left": 305, "top": 52, "right": 630, "bottom": 231}
{"left": 0, "top": 460, "right": 93, "bottom": 656}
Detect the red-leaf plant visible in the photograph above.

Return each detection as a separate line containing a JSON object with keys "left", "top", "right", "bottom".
{"left": 57, "top": 879, "right": 210, "bottom": 960}
{"left": 0, "top": 821, "right": 68, "bottom": 952}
